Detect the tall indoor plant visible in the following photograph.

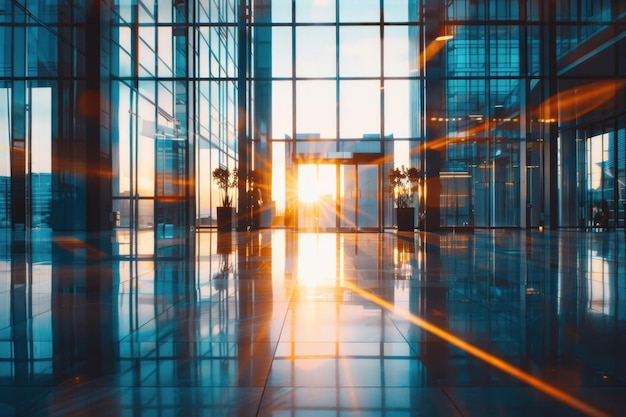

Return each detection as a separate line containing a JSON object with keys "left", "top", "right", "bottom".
{"left": 389, "top": 166, "right": 420, "bottom": 231}
{"left": 212, "top": 166, "right": 238, "bottom": 231}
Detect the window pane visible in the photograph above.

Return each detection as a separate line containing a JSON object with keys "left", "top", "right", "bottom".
{"left": 296, "top": 80, "right": 336, "bottom": 139}
{"left": 340, "top": 80, "right": 380, "bottom": 139}
{"left": 340, "top": 26, "right": 380, "bottom": 77}
{"left": 115, "top": 83, "right": 131, "bottom": 196}
{"left": 296, "top": 0, "right": 336, "bottom": 23}
{"left": 384, "top": 26, "right": 413, "bottom": 77}
{"left": 138, "top": 97, "right": 155, "bottom": 196}
{"left": 272, "top": 27, "right": 292, "bottom": 77}
{"left": 296, "top": 27, "right": 336, "bottom": 78}
{"left": 272, "top": 0, "right": 292, "bottom": 22}
{"left": 0, "top": 27, "right": 10, "bottom": 77}
{"left": 340, "top": 0, "right": 379, "bottom": 22}
{"left": 384, "top": 80, "right": 413, "bottom": 138}
{"left": 384, "top": 0, "right": 417, "bottom": 22}
{"left": 273, "top": 81, "right": 293, "bottom": 139}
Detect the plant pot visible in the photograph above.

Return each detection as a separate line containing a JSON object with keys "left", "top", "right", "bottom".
{"left": 396, "top": 207, "right": 415, "bottom": 231}
{"left": 216, "top": 207, "right": 236, "bottom": 232}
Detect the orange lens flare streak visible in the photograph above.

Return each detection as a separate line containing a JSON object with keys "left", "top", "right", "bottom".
{"left": 343, "top": 281, "right": 611, "bottom": 417}
{"left": 54, "top": 237, "right": 106, "bottom": 259}
{"left": 538, "top": 80, "right": 626, "bottom": 122}
{"left": 413, "top": 40, "right": 447, "bottom": 73}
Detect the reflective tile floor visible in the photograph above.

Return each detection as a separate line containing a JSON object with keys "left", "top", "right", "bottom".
{"left": 0, "top": 228, "right": 625, "bottom": 416}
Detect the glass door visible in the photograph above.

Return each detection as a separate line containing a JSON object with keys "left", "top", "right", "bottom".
{"left": 440, "top": 172, "right": 472, "bottom": 229}
{"left": 27, "top": 86, "right": 52, "bottom": 229}
{"left": 297, "top": 164, "right": 336, "bottom": 231}
{"left": 356, "top": 164, "right": 378, "bottom": 230}
{"left": 297, "top": 163, "right": 379, "bottom": 231}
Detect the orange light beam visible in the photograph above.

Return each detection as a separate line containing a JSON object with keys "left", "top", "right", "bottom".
{"left": 412, "top": 40, "right": 448, "bottom": 73}
{"left": 343, "top": 281, "right": 611, "bottom": 417}
{"left": 538, "top": 80, "right": 626, "bottom": 122}
{"left": 54, "top": 237, "right": 107, "bottom": 260}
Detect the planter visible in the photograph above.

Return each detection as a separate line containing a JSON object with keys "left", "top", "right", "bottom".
{"left": 216, "top": 207, "right": 236, "bottom": 232}
{"left": 396, "top": 207, "right": 415, "bottom": 231}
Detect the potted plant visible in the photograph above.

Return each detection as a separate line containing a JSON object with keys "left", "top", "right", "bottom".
{"left": 389, "top": 166, "right": 420, "bottom": 231}
{"left": 212, "top": 166, "right": 238, "bottom": 231}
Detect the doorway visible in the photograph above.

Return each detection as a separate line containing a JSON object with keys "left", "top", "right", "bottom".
{"left": 296, "top": 163, "right": 379, "bottom": 231}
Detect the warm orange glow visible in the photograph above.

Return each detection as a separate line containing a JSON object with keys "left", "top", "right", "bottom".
{"left": 537, "top": 80, "right": 626, "bottom": 122}
{"left": 435, "top": 34, "right": 454, "bottom": 42}
{"left": 343, "top": 281, "right": 612, "bottom": 417}
{"left": 77, "top": 90, "right": 104, "bottom": 119}
{"left": 54, "top": 237, "right": 106, "bottom": 259}
{"left": 413, "top": 40, "right": 448, "bottom": 73}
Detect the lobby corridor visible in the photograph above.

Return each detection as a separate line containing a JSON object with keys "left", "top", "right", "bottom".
{"left": 0, "top": 229, "right": 625, "bottom": 416}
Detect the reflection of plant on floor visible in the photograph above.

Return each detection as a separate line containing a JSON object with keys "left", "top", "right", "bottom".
{"left": 393, "top": 238, "right": 414, "bottom": 280}
{"left": 213, "top": 232, "right": 233, "bottom": 290}
{"left": 213, "top": 253, "right": 231, "bottom": 291}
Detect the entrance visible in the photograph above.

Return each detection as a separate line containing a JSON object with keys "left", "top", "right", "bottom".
{"left": 297, "top": 163, "right": 379, "bottom": 231}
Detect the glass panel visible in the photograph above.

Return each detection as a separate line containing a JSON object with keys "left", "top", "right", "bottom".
{"left": 358, "top": 165, "right": 378, "bottom": 228}
{"left": 470, "top": 139, "right": 492, "bottom": 227}
{"left": 157, "top": 26, "right": 173, "bottom": 77}
{"left": 489, "top": 26, "right": 520, "bottom": 76}
{"left": 441, "top": 173, "right": 472, "bottom": 228}
{"left": 318, "top": 164, "right": 337, "bottom": 228}
{"left": 0, "top": 26, "right": 10, "bottom": 77}
{"left": 138, "top": 199, "right": 154, "bottom": 230}
{"left": 339, "top": 0, "right": 379, "bottom": 22}
{"left": 339, "top": 26, "right": 380, "bottom": 77}
{"left": 340, "top": 165, "right": 356, "bottom": 228}
{"left": 384, "top": 80, "right": 412, "bottom": 138}
{"left": 493, "top": 142, "right": 520, "bottom": 227}
{"left": 0, "top": 87, "right": 10, "bottom": 228}
{"left": 296, "top": 80, "right": 335, "bottom": 139}
{"left": 196, "top": 140, "right": 211, "bottom": 226}
{"left": 296, "top": 27, "right": 336, "bottom": 78}
{"left": 272, "top": 27, "right": 292, "bottom": 78}
{"left": 384, "top": 0, "right": 417, "bottom": 22}
{"left": 272, "top": 140, "right": 287, "bottom": 218}
{"left": 297, "top": 164, "right": 336, "bottom": 230}
{"left": 113, "top": 199, "right": 131, "bottom": 228}
{"left": 340, "top": 80, "right": 380, "bottom": 139}
{"left": 618, "top": 123, "right": 625, "bottom": 227}
{"left": 155, "top": 136, "right": 185, "bottom": 197}
{"left": 28, "top": 26, "right": 57, "bottom": 77}
{"left": 384, "top": 26, "right": 412, "bottom": 77}
{"left": 115, "top": 83, "right": 131, "bottom": 197}
{"left": 586, "top": 132, "right": 614, "bottom": 228}
{"left": 295, "top": 0, "right": 336, "bottom": 23}
{"left": 29, "top": 87, "right": 52, "bottom": 228}
{"left": 137, "top": 97, "right": 155, "bottom": 196}
{"left": 449, "top": 25, "right": 486, "bottom": 78}
{"left": 272, "top": 0, "right": 292, "bottom": 22}
{"left": 158, "top": 1, "right": 172, "bottom": 22}
{"left": 489, "top": 0, "right": 519, "bottom": 20}
{"left": 447, "top": 0, "right": 486, "bottom": 20}
{"left": 273, "top": 81, "right": 293, "bottom": 139}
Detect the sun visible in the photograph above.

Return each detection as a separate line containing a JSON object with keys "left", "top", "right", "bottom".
{"left": 297, "top": 165, "right": 320, "bottom": 203}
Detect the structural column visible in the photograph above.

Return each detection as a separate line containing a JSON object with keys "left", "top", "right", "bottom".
{"left": 423, "top": 0, "right": 446, "bottom": 232}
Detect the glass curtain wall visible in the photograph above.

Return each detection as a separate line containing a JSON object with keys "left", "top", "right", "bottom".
{"left": 1, "top": 0, "right": 625, "bottom": 232}
{"left": 557, "top": 0, "right": 626, "bottom": 229}
{"left": 441, "top": 2, "right": 522, "bottom": 228}
{"left": 235, "top": 0, "right": 626, "bottom": 231}
{"left": 195, "top": 1, "right": 239, "bottom": 229}
{"left": 264, "top": 0, "right": 420, "bottom": 229}
{"left": 111, "top": 0, "right": 239, "bottom": 244}
{"left": 0, "top": 0, "right": 117, "bottom": 231}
